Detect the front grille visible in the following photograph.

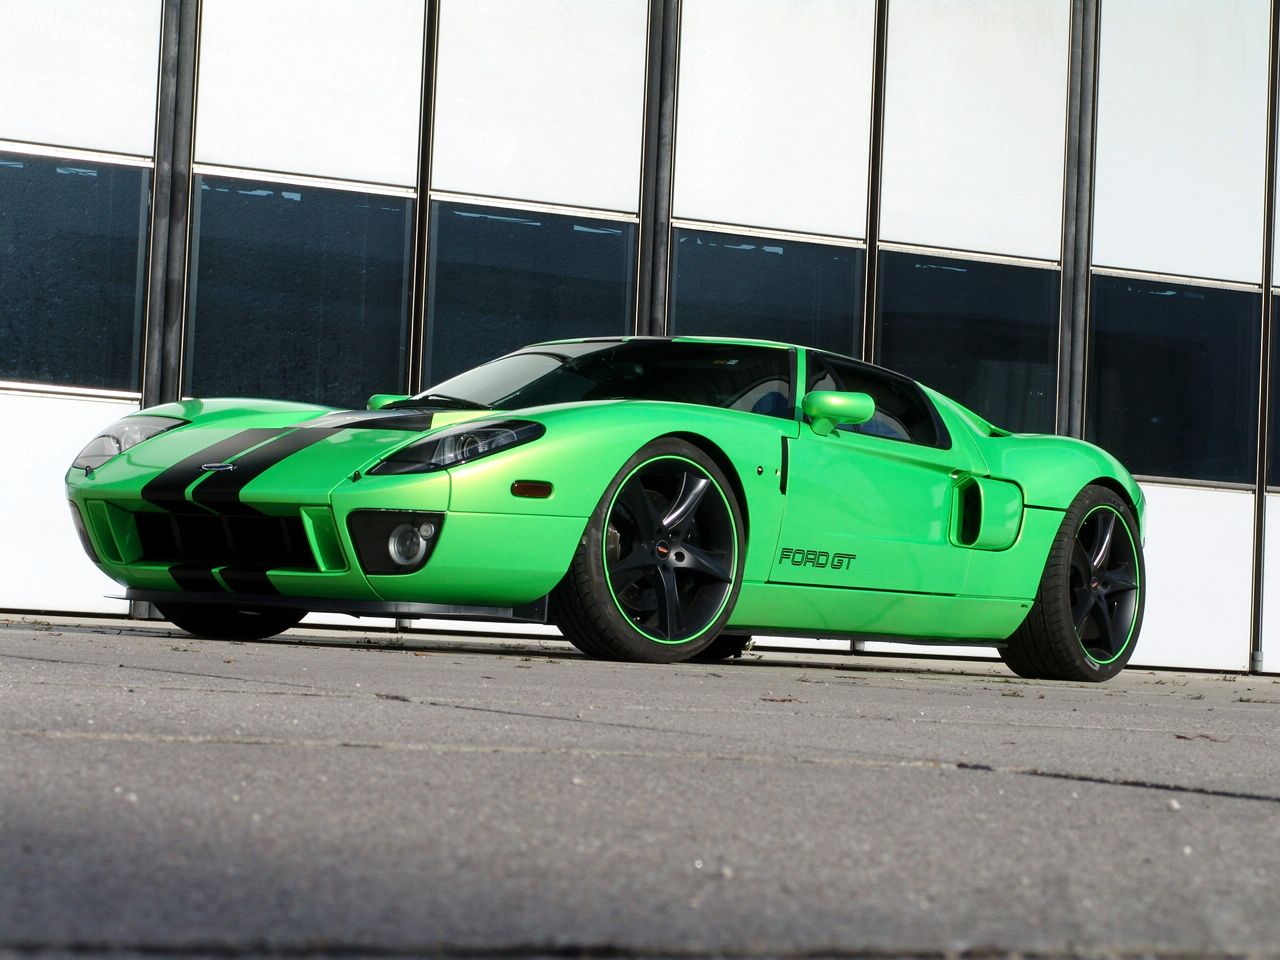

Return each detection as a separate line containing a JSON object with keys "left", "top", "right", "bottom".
{"left": 135, "top": 511, "right": 317, "bottom": 570}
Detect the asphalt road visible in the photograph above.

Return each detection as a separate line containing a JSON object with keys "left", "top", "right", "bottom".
{"left": 2, "top": 616, "right": 1279, "bottom": 959}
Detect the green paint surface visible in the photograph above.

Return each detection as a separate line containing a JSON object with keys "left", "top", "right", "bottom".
{"left": 66, "top": 338, "right": 1143, "bottom": 644}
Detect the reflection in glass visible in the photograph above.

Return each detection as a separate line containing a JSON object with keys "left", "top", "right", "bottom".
{"left": 669, "top": 229, "right": 862, "bottom": 355}
{"left": 1088, "top": 275, "right": 1259, "bottom": 484}
{"left": 1271, "top": 296, "right": 1280, "bottom": 487}
{"left": 184, "top": 176, "right": 413, "bottom": 409}
{"left": 0, "top": 152, "right": 149, "bottom": 390}
{"left": 877, "top": 251, "right": 1059, "bottom": 434}
{"left": 425, "top": 202, "right": 636, "bottom": 383}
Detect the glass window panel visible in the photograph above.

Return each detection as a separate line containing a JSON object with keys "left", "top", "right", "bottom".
{"left": 1087, "top": 275, "right": 1259, "bottom": 484}
{"left": 424, "top": 201, "right": 636, "bottom": 383}
{"left": 674, "top": 0, "right": 874, "bottom": 237}
{"left": 184, "top": 176, "right": 412, "bottom": 409}
{"left": 0, "top": 152, "right": 149, "bottom": 390}
{"left": 0, "top": 0, "right": 162, "bottom": 156}
{"left": 1093, "top": 0, "right": 1267, "bottom": 284}
{"left": 1264, "top": 295, "right": 1280, "bottom": 486}
{"left": 880, "top": 0, "right": 1070, "bottom": 260}
{"left": 669, "top": 229, "right": 862, "bottom": 356}
{"left": 432, "top": 0, "right": 648, "bottom": 211}
{"left": 196, "top": 0, "right": 425, "bottom": 186}
{"left": 877, "top": 251, "right": 1059, "bottom": 433}
{"left": 807, "top": 353, "right": 948, "bottom": 448}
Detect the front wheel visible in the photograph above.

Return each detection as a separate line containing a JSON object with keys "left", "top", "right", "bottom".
{"left": 156, "top": 602, "right": 305, "bottom": 641}
{"left": 1000, "top": 484, "right": 1144, "bottom": 682}
{"left": 551, "top": 438, "right": 745, "bottom": 663}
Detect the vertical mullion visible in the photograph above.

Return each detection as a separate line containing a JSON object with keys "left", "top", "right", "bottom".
{"left": 140, "top": 0, "right": 185, "bottom": 407}
{"left": 862, "top": 0, "right": 889, "bottom": 364}
{"left": 409, "top": 0, "right": 440, "bottom": 394}
{"left": 1250, "top": 0, "right": 1280, "bottom": 673}
{"left": 1059, "top": 0, "right": 1099, "bottom": 439}
{"left": 636, "top": 0, "right": 680, "bottom": 336}
{"left": 163, "top": 0, "right": 201, "bottom": 403}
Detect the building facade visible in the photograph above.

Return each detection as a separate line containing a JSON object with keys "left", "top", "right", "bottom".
{"left": 1, "top": 0, "right": 1276, "bottom": 672}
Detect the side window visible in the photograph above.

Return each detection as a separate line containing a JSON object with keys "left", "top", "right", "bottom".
{"left": 807, "top": 356, "right": 947, "bottom": 448}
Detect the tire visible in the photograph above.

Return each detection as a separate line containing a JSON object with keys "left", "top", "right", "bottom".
{"left": 1000, "top": 484, "right": 1144, "bottom": 682}
{"left": 156, "top": 602, "right": 305, "bottom": 641}
{"left": 689, "top": 633, "right": 754, "bottom": 662}
{"left": 551, "top": 438, "right": 745, "bottom": 663}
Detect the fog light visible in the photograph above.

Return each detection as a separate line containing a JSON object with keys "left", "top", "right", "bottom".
{"left": 388, "top": 523, "right": 428, "bottom": 567}
{"left": 348, "top": 510, "right": 444, "bottom": 575}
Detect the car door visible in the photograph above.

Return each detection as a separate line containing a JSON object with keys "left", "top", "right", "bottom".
{"left": 769, "top": 353, "right": 982, "bottom": 596}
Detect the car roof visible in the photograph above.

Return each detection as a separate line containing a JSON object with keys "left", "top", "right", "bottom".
{"left": 529, "top": 335, "right": 796, "bottom": 351}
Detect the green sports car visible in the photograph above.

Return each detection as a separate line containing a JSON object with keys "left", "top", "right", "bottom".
{"left": 66, "top": 337, "right": 1145, "bottom": 681}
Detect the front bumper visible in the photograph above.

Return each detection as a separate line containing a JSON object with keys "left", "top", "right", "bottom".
{"left": 70, "top": 490, "right": 589, "bottom": 613}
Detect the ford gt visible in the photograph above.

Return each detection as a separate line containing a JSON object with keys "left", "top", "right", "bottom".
{"left": 65, "top": 337, "right": 1145, "bottom": 681}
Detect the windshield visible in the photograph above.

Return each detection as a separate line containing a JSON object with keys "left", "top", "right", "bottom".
{"left": 416, "top": 341, "right": 794, "bottom": 418}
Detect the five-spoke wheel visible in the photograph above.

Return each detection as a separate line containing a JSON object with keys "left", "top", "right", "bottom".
{"left": 1069, "top": 505, "right": 1141, "bottom": 666}
{"left": 552, "top": 439, "right": 744, "bottom": 662}
{"left": 1000, "top": 484, "right": 1144, "bottom": 681}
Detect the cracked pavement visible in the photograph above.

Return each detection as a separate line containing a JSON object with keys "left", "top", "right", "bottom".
{"left": 2, "top": 616, "right": 1279, "bottom": 959}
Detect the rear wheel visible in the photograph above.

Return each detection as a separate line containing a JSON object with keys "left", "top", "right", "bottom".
{"left": 551, "top": 439, "right": 744, "bottom": 663}
{"left": 1000, "top": 484, "right": 1144, "bottom": 682}
{"left": 156, "top": 602, "right": 305, "bottom": 641}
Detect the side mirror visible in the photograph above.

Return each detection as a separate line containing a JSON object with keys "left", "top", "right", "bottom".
{"left": 802, "top": 391, "right": 875, "bottom": 437}
{"left": 367, "top": 393, "right": 409, "bottom": 411}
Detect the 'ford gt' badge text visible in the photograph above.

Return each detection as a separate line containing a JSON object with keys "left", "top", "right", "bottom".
{"left": 779, "top": 547, "right": 856, "bottom": 570}
{"left": 201, "top": 462, "right": 236, "bottom": 472}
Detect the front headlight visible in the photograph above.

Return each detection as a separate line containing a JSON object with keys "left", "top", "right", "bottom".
{"left": 369, "top": 420, "right": 545, "bottom": 475}
{"left": 72, "top": 415, "right": 187, "bottom": 471}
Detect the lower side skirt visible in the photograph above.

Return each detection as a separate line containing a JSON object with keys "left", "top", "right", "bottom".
{"left": 122, "top": 589, "right": 549, "bottom": 624}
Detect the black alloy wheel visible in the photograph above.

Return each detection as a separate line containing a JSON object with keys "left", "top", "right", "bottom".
{"left": 604, "top": 455, "right": 737, "bottom": 644}
{"left": 552, "top": 438, "right": 745, "bottom": 663}
{"left": 1000, "top": 484, "right": 1144, "bottom": 682}
{"left": 1069, "top": 505, "right": 1141, "bottom": 665}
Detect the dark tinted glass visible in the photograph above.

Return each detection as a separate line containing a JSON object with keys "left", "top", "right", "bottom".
{"left": 425, "top": 202, "right": 636, "bottom": 383}
{"left": 807, "top": 354, "right": 946, "bottom": 448}
{"left": 419, "top": 340, "right": 793, "bottom": 417}
{"left": 1088, "top": 275, "right": 1259, "bottom": 484}
{"left": 877, "top": 251, "right": 1059, "bottom": 433}
{"left": 1271, "top": 295, "right": 1280, "bottom": 487}
{"left": 184, "top": 175, "right": 413, "bottom": 409}
{"left": 670, "top": 228, "right": 862, "bottom": 355}
{"left": 0, "top": 152, "right": 148, "bottom": 390}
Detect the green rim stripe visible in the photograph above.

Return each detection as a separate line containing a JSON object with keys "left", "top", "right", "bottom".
{"left": 1075, "top": 503, "right": 1141, "bottom": 666}
{"left": 603, "top": 454, "right": 738, "bottom": 646}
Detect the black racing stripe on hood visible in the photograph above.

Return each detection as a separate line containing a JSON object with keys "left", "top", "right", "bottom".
{"left": 303, "top": 410, "right": 437, "bottom": 432}
{"left": 142, "top": 429, "right": 285, "bottom": 511}
{"left": 190, "top": 428, "right": 332, "bottom": 516}
{"left": 168, "top": 564, "right": 224, "bottom": 593}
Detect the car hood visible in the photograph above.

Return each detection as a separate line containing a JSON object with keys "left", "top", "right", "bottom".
{"left": 76, "top": 399, "right": 500, "bottom": 510}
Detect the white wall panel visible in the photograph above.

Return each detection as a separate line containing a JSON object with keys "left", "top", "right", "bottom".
{"left": 195, "top": 0, "right": 425, "bottom": 186}
{"left": 1259, "top": 494, "right": 1280, "bottom": 672}
{"left": 431, "top": 0, "right": 648, "bottom": 212}
{"left": 0, "top": 393, "right": 136, "bottom": 615}
{"left": 1093, "top": 0, "right": 1268, "bottom": 283}
{"left": 1132, "top": 484, "right": 1252, "bottom": 671}
{"left": 879, "top": 0, "right": 1069, "bottom": 260}
{"left": 673, "top": 0, "right": 874, "bottom": 238}
{"left": 0, "top": 0, "right": 161, "bottom": 156}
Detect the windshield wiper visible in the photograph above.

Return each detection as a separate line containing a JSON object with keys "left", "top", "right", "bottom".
{"left": 384, "top": 393, "right": 493, "bottom": 411}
